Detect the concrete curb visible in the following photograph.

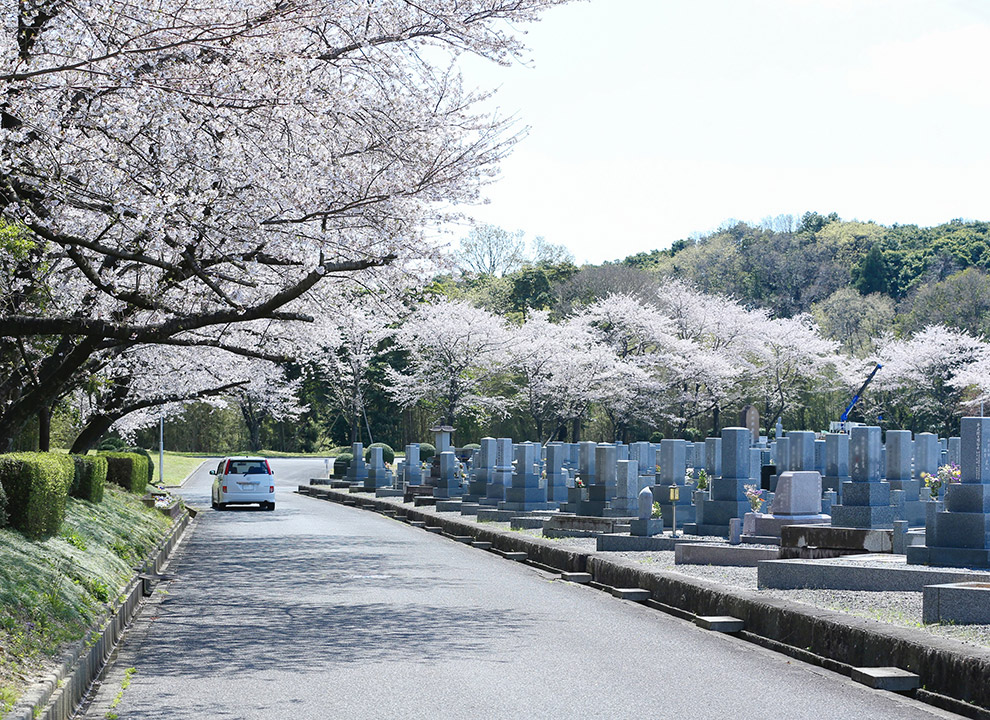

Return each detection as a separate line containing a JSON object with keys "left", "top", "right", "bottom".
{"left": 299, "top": 485, "right": 990, "bottom": 716}
{"left": 2, "top": 510, "right": 194, "bottom": 720}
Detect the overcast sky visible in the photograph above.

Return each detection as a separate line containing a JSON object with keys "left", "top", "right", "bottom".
{"left": 448, "top": 0, "right": 990, "bottom": 264}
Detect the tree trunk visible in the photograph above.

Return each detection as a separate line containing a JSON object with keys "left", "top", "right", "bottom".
{"left": 70, "top": 415, "right": 116, "bottom": 454}
{"left": 240, "top": 399, "right": 262, "bottom": 453}
{"left": 38, "top": 405, "right": 51, "bottom": 452}
{"left": 712, "top": 405, "right": 720, "bottom": 436}
{"left": 571, "top": 417, "right": 581, "bottom": 443}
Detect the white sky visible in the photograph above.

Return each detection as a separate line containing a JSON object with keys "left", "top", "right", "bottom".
{"left": 449, "top": 0, "right": 990, "bottom": 264}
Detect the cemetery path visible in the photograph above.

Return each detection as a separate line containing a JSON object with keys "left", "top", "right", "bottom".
{"left": 78, "top": 459, "right": 962, "bottom": 720}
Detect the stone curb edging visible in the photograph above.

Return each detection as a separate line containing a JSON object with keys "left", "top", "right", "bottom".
{"left": 299, "top": 485, "right": 990, "bottom": 717}
{"left": 2, "top": 509, "right": 194, "bottom": 720}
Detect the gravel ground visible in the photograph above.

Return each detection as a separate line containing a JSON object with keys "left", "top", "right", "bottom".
{"left": 467, "top": 515, "right": 990, "bottom": 651}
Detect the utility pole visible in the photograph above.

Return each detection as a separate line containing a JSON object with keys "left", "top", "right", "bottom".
{"left": 159, "top": 414, "right": 164, "bottom": 486}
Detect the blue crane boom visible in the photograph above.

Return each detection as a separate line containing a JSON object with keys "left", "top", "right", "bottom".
{"left": 840, "top": 362, "right": 882, "bottom": 426}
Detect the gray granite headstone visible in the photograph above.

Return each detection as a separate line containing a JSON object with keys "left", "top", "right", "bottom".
{"left": 831, "top": 426, "right": 894, "bottom": 529}
{"left": 908, "top": 417, "right": 990, "bottom": 567}
{"left": 787, "top": 431, "right": 815, "bottom": 471}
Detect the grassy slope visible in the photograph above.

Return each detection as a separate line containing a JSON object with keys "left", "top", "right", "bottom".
{"left": 0, "top": 486, "right": 173, "bottom": 713}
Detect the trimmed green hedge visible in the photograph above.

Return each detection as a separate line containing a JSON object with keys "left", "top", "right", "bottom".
{"left": 0, "top": 474, "right": 6, "bottom": 528}
{"left": 0, "top": 452, "right": 74, "bottom": 538}
{"left": 419, "top": 442, "right": 436, "bottom": 461}
{"left": 70, "top": 454, "right": 107, "bottom": 503}
{"left": 126, "top": 446, "right": 155, "bottom": 485}
{"left": 364, "top": 443, "right": 394, "bottom": 465}
{"left": 100, "top": 452, "right": 150, "bottom": 493}
{"left": 333, "top": 452, "right": 353, "bottom": 476}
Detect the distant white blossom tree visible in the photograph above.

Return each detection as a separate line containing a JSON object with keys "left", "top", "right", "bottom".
{"left": 386, "top": 299, "right": 513, "bottom": 426}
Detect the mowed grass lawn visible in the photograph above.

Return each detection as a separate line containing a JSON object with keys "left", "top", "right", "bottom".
{"left": 156, "top": 452, "right": 216, "bottom": 486}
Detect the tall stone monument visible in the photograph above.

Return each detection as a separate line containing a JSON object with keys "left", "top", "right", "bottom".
{"left": 652, "top": 439, "right": 694, "bottom": 528}
{"left": 908, "top": 417, "right": 990, "bottom": 568}
{"left": 830, "top": 426, "right": 895, "bottom": 529}
{"left": 685, "top": 427, "right": 753, "bottom": 537}
{"left": 500, "top": 442, "right": 550, "bottom": 511}
{"left": 482, "top": 438, "right": 513, "bottom": 506}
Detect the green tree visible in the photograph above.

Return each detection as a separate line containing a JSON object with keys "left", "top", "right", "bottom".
{"left": 852, "top": 245, "right": 891, "bottom": 295}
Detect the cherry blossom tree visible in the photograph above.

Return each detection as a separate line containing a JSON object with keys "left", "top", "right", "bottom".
{"left": 572, "top": 294, "right": 689, "bottom": 440}
{"left": 68, "top": 343, "right": 307, "bottom": 452}
{"left": 747, "top": 314, "right": 841, "bottom": 434}
{"left": 312, "top": 305, "right": 398, "bottom": 445}
{"left": 386, "top": 299, "right": 513, "bottom": 426}
{"left": 505, "top": 311, "right": 618, "bottom": 442}
{"left": 0, "top": 0, "right": 573, "bottom": 450}
{"left": 654, "top": 278, "right": 761, "bottom": 432}
{"left": 876, "top": 325, "right": 988, "bottom": 435}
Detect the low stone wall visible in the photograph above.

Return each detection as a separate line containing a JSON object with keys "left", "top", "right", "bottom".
{"left": 4, "top": 510, "right": 192, "bottom": 720}
{"left": 301, "top": 484, "right": 990, "bottom": 714}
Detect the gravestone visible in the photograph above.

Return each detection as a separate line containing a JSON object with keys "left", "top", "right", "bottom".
{"left": 578, "top": 441, "right": 597, "bottom": 486}
{"left": 403, "top": 444, "right": 422, "bottom": 487}
{"left": 704, "top": 437, "right": 722, "bottom": 478}
{"left": 433, "top": 451, "right": 462, "bottom": 499}
{"left": 739, "top": 405, "right": 760, "bottom": 443}
{"left": 686, "top": 427, "right": 752, "bottom": 537}
{"left": 363, "top": 446, "right": 393, "bottom": 490}
{"left": 545, "top": 443, "right": 569, "bottom": 505}
{"left": 887, "top": 430, "right": 924, "bottom": 526}
{"left": 596, "top": 443, "right": 618, "bottom": 492}
{"left": 814, "top": 440, "right": 826, "bottom": 475}
{"left": 629, "top": 442, "right": 656, "bottom": 485}
{"left": 431, "top": 425, "right": 453, "bottom": 454}
{"left": 948, "top": 437, "right": 961, "bottom": 467}
{"left": 774, "top": 437, "right": 790, "bottom": 484}
{"left": 464, "top": 438, "right": 496, "bottom": 502}
{"left": 393, "top": 459, "right": 406, "bottom": 491}
{"left": 482, "top": 438, "right": 513, "bottom": 506}
{"left": 346, "top": 442, "right": 368, "bottom": 484}
{"left": 500, "top": 442, "right": 550, "bottom": 511}
{"left": 915, "top": 433, "right": 939, "bottom": 480}
{"left": 652, "top": 439, "right": 694, "bottom": 528}
{"left": 830, "top": 426, "right": 895, "bottom": 529}
{"left": 630, "top": 486, "right": 663, "bottom": 537}
{"left": 575, "top": 444, "right": 617, "bottom": 516}
{"left": 823, "top": 432, "right": 850, "bottom": 501}
{"left": 743, "top": 470, "right": 830, "bottom": 538}
{"left": 611, "top": 460, "right": 642, "bottom": 516}
{"left": 908, "top": 417, "right": 990, "bottom": 568}
{"left": 787, "top": 431, "right": 816, "bottom": 472}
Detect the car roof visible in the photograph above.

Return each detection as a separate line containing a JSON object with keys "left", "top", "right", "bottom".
{"left": 223, "top": 456, "right": 268, "bottom": 461}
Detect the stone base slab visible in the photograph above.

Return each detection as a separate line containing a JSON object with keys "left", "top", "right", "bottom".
{"left": 675, "top": 543, "right": 778, "bottom": 567}
{"left": 595, "top": 533, "right": 705, "bottom": 552}
{"left": 682, "top": 522, "right": 730, "bottom": 538}
{"left": 374, "top": 488, "right": 404, "bottom": 498}
{"left": 907, "top": 544, "right": 990, "bottom": 569}
{"left": 758, "top": 554, "right": 990, "bottom": 591}
{"left": 923, "top": 581, "right": 990, "bottom": 624}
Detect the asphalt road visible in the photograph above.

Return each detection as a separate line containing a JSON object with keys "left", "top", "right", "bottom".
{"left": 78, "top": 459, "right": 961, "bottom": 720}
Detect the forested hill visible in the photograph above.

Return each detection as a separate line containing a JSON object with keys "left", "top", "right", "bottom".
{"left": 617, "top": 213, "right": 990, "bottom": 337}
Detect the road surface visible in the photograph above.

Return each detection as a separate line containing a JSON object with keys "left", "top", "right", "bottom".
{"left": 78, "top": 458, "right": 961, "bottom": 719}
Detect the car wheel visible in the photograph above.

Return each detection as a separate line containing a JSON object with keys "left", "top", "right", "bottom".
{"left": 266, "top": 502, "right": 275, "bottom": 511}
{"left": 217, "top": 502, "right": 227, "bottom": 511}
{"left": 211, "top": 497, "right": 217, "bottom": 509}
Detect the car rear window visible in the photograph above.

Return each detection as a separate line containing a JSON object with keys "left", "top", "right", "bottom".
{"left": 227, "top": 460, "right": 269, "bottom": 475}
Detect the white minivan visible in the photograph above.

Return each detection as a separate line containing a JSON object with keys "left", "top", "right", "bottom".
{"left": 211, "top": 457, "right": 276, "bottom": 511}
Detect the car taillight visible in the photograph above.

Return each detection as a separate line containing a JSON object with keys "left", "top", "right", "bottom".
{"left": 269, "top": 485, "right": 274, "bottom": 492}
{"left": 222, "top": 485, "right": 228, "bottom": 492}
